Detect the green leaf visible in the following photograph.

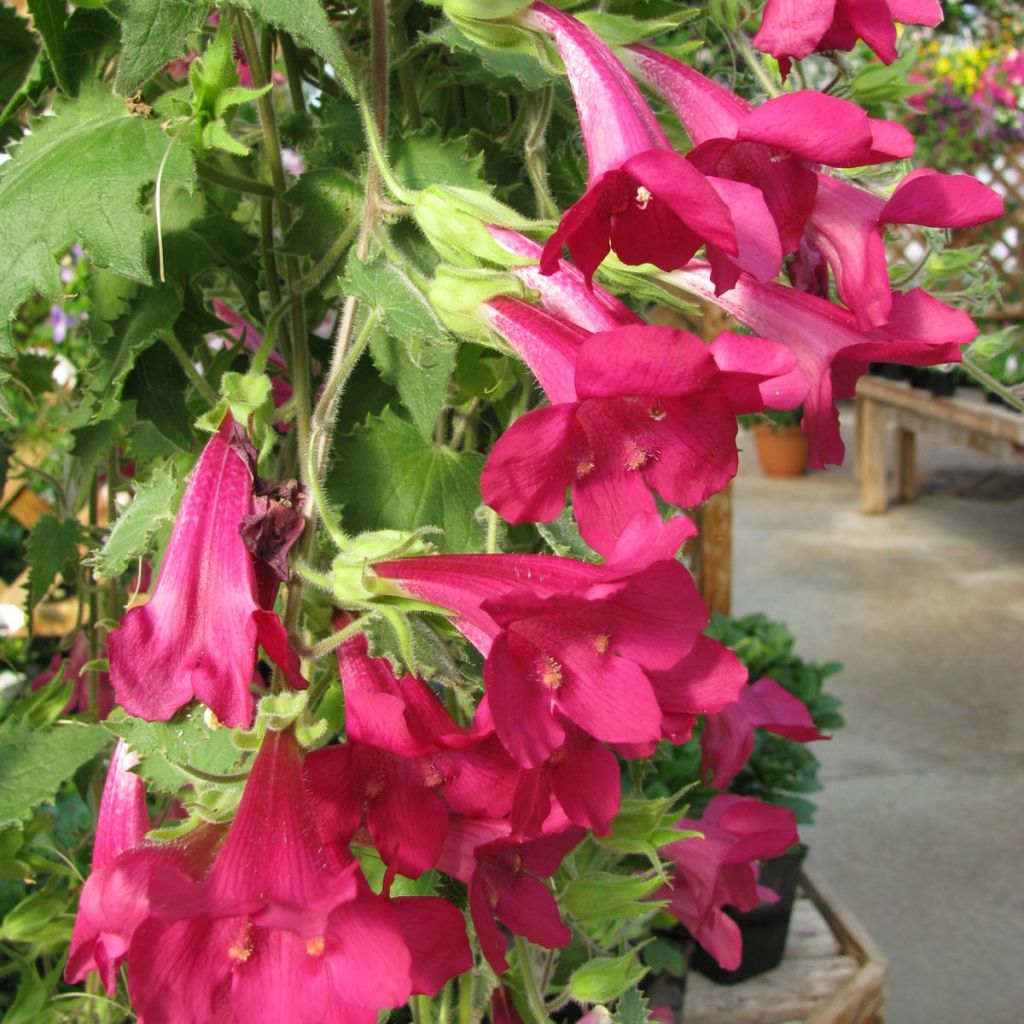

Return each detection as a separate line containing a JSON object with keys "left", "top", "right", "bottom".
{"left": 110, "top": 0, "right": 207, "bottom": 95}
{"left": 575, "top": 9, "right": 700, "bottom": 47}
{"left": 612, "top": 985, "right": 653, "bottom": 1024}
{"left": 104, "top": 705, "right": 248, "bottom": 794}
{"left": 61, "top": 7, "right": 121, "bottom": 95}
{"left": 0, "top": 7, "right": 39, "bottom": 111}
{"left": 233, "top": 0, "right": 354, "bottom": 96}
{"left": 570, "top": 951, "right": 648, "bottom": 1004}
{"left": 431, "top": 23, "right": 554, "bottom": 90}
{"left": 0, "top": 720, "right": 108, "bottom": 829}
{"left": 80, "top": 283, "right": 185, "bottom": 423}
{"left": 330, "top": 408, "right": 486, "bottom": 553}
{"left": 360, "top": 612, "right": 464, "bottom": 688}
{"left": 25, "top": 516, "right": 82, "bottom": 614}
{"left": 0, "top": 88, "right": 195, "bottom": 355}
{"left": 642, "top": 936, "right": 686, "bottom": 978}
{"left": 125, "top": 342, "right": 196, "bottom": 451}
{"left": 26, "top": 0, "right": 68, "bottom": 91}
{"left": 343, "top": 256, "right": 450, "bottom": 352}
{"left": 369, "top": 326, "right": 456, "bottom": 440}
{"left": 91, "top": 463, "right": 183, "bottom": 578}
{"left": 393, "top": 128, "right": 487, "bottom": 193}
{"left": 281, "top": 169, "right": 362, "bottom": 259}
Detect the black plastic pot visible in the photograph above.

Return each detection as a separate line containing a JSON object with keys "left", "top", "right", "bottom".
{"left": 876, "top": 363, "right": 906, "bottom": 381}
{"left": 689, "top": 846, "right": 807, "bottom": 985}
{"left": 927, "top": 373, "right": 957, "bottom": 397}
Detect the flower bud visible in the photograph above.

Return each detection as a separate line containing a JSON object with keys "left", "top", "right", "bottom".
{"left": 428, "top": 266, "right": 532, "bottom": 342}
{"left": 413, "top": 185, "right": 543, "bottom": 267}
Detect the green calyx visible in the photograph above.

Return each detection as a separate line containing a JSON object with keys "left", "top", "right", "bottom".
{"left": 428, "top": 266, "right": 533, "bottom": 343}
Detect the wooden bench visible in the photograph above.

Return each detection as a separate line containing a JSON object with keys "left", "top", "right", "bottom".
{"left": 854, "top": 376, "right": 1024, "bottom": 514}
{"left": 683, "top": 868, "right": 889, "bottom": 1024}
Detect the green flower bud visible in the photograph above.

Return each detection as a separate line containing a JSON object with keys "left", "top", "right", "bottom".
{"left": 428, "top": 266, "right": 532, "bottom": 343}
{"left": 413, "top": 185, "right": 543, "bottom": 267}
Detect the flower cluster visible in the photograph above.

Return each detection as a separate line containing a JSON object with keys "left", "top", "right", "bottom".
{"left": 65, "top": 2, "right": 1003, "bottom": 1021}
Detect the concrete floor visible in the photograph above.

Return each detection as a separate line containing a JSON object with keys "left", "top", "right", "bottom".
{"left": 732, "top": 409, "right": 1024, "bottom": 1024}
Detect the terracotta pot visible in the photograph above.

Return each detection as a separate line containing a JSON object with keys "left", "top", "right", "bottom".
{"left": 752, "top": 424, "right": 808, "bottom": 478}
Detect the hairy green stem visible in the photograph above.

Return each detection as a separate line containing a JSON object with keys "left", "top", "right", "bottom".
{"left": 162, "top": 333, "right": 219, "bottom": 405}
{"left": 457, "top": 971, "right": 474, "bottom": 1024}
{"left": 732, "top": 31, "right": 781, "bottom": 97}
{"left": 962, "top": 354, "right": 1024, "bottom": 412}
{"left": 392, "top": 2, "right": 422, "bottom": 129}
{"left": 196, "top": 160, "right": 276, "bottom": 197}
{"left": 514, "top": 936, "right": 551, "bottom": 1024}
{"left": 524, "top": 89, "right": 559, "bottom": 220}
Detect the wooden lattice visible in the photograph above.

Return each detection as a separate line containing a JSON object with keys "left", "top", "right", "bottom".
{"left": 886, "top": 146, "right": 1024, "bottom": 322}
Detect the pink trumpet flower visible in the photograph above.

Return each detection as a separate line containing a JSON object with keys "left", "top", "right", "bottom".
{"left": 439, "top": 817, "right": 584, "bottom": 973}
{"left": 663, "top": 263, "right": 977, "bottom": 467}
{"left": 753, "top": 0, "right": 943, "bottom": 79}
{"left": 108, "top": 417, "right": 306, "bottom": 727}
{"left": 374, "top": 516, "right": 741, "bottom": 768}
{"left": 480, "top": 319, "right": 801, "bottom": 555}
{"left": 658, "top": 795, "right": 799, "bottom": 970}
{"left": 623, "top": 48, "right": 1002, "bottom": 327}
{"left": 66, "top": 739, "right": 152, "bottom": 993}
{"left": 701, "top": 678, "right": 827, "bottom": 790}
{"left": 127, "top": 727, "right": 472, "bottom": 1024}
{"left": 516, "top": 3, "right": 775, "bottom": 293}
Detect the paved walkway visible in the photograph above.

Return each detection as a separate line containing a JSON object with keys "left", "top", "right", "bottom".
{"left": 732, "top": 409, "right": 1024, "bottom": 1024}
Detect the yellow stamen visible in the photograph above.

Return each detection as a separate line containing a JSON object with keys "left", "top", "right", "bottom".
{"left": 306, "top": 936, "right": 326, "bottom": 957}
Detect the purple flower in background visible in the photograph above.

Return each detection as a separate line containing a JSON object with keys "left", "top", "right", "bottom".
{"left": 50, "top": 305, "right": 79, "bottom": 343}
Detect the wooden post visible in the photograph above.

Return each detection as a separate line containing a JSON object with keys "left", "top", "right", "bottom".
{"left": 896, "top": 428, "right": 916, "bottom": 505}
{"left": 694, "top": 483, "right": 732, "bottom": 615}
{"left": 857, "top": 394, "right": 889, "bottom": 514}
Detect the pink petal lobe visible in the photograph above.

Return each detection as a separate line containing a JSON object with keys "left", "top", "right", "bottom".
{"left": 392, "top": 896, "right": 473, "bottom": 995}
{"left": 881, "top": 168, "right": 1005, "bottom": 228}
{"left": 481, "top": 404, "right": 578, "bottom": 527}
{"left": 737, "top": 92, "right": 873, "bottom": 166}
{"left": 753, "top": 0, "right": 838, "bottom": 61}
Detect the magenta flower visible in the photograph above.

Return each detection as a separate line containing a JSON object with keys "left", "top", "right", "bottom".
{"left": 66, "top": 753, "right": 229, "bottom": 998}
{"left": 665, "top": 263, "right": 977, "bottom": 467}
{"left": 753, "top": 0, "right": 943, "bottom": 78}
{"left": 374, "top": 519, "right": 714, "bottom": 767}
{"left": 658, "top": 795, "right": 799, "bottom": 970}
{"left": 806, "top": 169, "right": 1004, "bottom": 329}
{"left": 108, "top": 417, "right": 306, "bottom": 727}
{"left": 481, "top": 322, "right": 801, "bottom": 555}
{"left": 126, "top": 727, "right": 471, "bottom": 1024}
{"left": 625, "top": 45, "right": 915, "bottom": 264}
{"left": 439, "top": 817, "right": 584, "bottom": 973}
{"left": 700, "top": 678, "right": 827, "bottom": 790}
{"left": 515, "top": 3, "right": 756, "bottom": 292}
{"left": 488, "top": 226, "right": 642, "bottom": 333}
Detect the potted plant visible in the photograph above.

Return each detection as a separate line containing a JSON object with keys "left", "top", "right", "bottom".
{"left": 741, "top": 409, "right": 809, "bottom": 478}
{"left": 648, "top": 613, "right": 845, "bottom": 985}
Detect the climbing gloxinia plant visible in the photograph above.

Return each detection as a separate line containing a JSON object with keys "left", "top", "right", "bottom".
{"left": 0, "top": 0, "right": 1008, "bottom": 1022}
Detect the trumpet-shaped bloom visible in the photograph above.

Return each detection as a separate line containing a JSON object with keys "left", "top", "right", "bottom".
{"left": 374, "top": 524, "right": 713, "bottom": 767}
{"left": 701, "top": 678, "right": 827, "bottom": 789}
{"left": 481, "top": 323, "right": 800, "bottom": 554}
{"left": 439, "top": 817, "right": 584, "bottom": 973}
{"left": 663, "top": 263, "right": 977, "bottom": 467}
{"left": 658, "top": 795, "right": 798, "bottom": 970}
{"left": 753, "top": 0, "right": 943, "bottom": 78}
{"left": 516, "top": 3, "right": 761, "bottom": 292}
{"left": 487, "top": 226, "right": 641, "bottom": 333}
{"left": 108, "top": 417, "right": 306, "bottom": 727}
{"left": 126, "top": 727, "right": 471, "bottom": 1024}
{"left": 623, "top": 49, "right": 1002, "bottom": 328}
{"left": 66, "top": 739, "right": 153, "bottom": 992}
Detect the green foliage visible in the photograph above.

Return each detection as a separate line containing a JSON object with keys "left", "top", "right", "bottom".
{"left": 612, "top": 984, "right": 654, "bottom": 1024}
{"left": 25, "top": 515, "right": 82, "bottom": 614}
{"left": 0, "top": 87, "right": 193, "bottom": 356}
{"left": 0, "top": 720, "right": 108, "bottom": 829}
{"left": 233, "top": 0, "right": 354, "bottom": 95}
{"left": 330, "top": 408, "right": 486, "bottom": 553}
{"left": 0, "top": 7, "right": 39, "bottom": 114}
{"left": 105, "top": 705, "right": 249, "bottom": 795}
{"left": 110, "top": 0, "right": 207, "bottom": 96}
{"left": 91, "top": 463, "right": 183, "bottom": 578}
